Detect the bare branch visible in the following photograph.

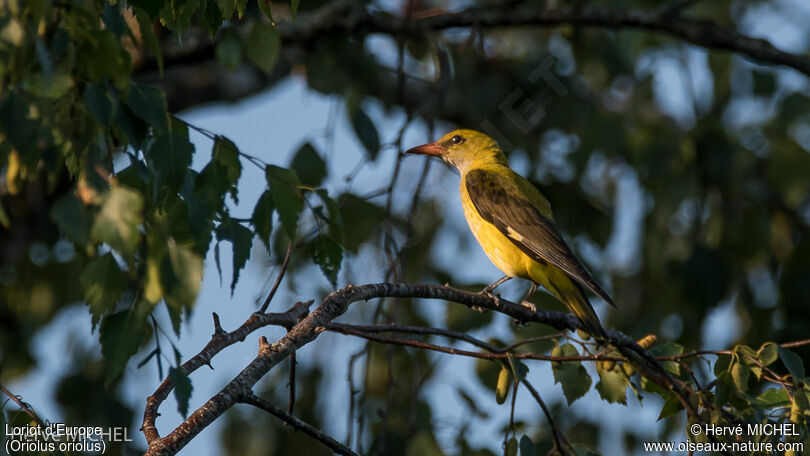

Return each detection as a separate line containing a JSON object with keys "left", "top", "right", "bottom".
{"left": 327, "top": 323, "right": 627, "bottom": 362}
{"left": 259, "top": 241, "right": 294, "bottom": 314}
{"left": 137, "top": 0, "right": 810, "bottom": 114}
{"left": 240, "top": 392, "right": 359, "bottom": 456}
{"left": 143, "top": 282, "right": 716, "bottom": 455}
{"left": 141, "top": 301, "right": 312, "bottom": 445}
{"left": 521, "top": 380, "right": 575, "bottom": 455}
{"left": 0, "top": 384, "right": 46, "bottom": 428}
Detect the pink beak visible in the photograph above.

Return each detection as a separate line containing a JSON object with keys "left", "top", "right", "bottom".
{"left": 406, "top": 142, "right": 445, "bottom": 156}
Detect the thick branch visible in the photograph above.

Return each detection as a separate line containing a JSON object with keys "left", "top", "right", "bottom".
{"left": 139, "top": 1, "right": 810, "bottom": 112}
{"left": 141, "top": 301, "right": 312, "bottom": 444}
{"left": 142, "top": 282, "right": 711, "bottom": 456}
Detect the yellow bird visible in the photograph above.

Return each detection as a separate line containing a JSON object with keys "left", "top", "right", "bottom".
{"left": 407, "top": 129, "right": 615, "bottom": 338}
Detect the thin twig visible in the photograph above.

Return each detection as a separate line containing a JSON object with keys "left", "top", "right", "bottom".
{"left": 150, "top": 314, "right": 164, "bottom": 381}
{"left": 0, "top": 384, "right": 46, "bottom": 428}
{"left": 521, "top": 380, "right": 575, "bottom": 455}
{"left": 141, "top": 283, "right": 737, "bottom": 456}
{"left": 141, "top": 301, "right": 313, "bottom": 445}
{"left": 328, "top": 324, "right": 625, "bottom": 362}
{"left": 345, "top": 348, "right": 366, "bottom": 448}
{"left": 240, "top": 392, "right": 359, "bottom": 456}
{"left": 259, "top": 241, "right": 294, "bottom": 313}
{"left": 287, "top": 352, "right": 296, "bottom": 418}
{"left": 657, "top": 0, "right": 706, "bottom": 16}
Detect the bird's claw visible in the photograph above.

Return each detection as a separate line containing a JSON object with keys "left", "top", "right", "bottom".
{"left": 482, "top": 290, "right": 500, "bottom": 305}
{"left": 520, "top": 300, "right": 537, "bottom": 314}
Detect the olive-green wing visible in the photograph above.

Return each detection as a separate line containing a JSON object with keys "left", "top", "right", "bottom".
{"left": 465, "top": 168, "right": 616, "bottom": 308}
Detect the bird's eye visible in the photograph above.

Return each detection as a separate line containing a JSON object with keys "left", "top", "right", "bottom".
{"left": 451, "top": 135, "right": 464, "bottom": 144}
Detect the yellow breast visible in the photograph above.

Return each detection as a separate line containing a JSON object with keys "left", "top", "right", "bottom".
{"left": 459, "top": 177, "right": 531, "bottom": 279}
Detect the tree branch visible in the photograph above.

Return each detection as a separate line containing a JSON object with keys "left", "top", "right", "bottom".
{"left": 137, "top": 0, "right": 810, "bottom": 113}
{"left": 239, "top": 391, "right": 359, "bottom": 456}
{"left": 0, "top": 384, "right": 46, "bottom": 428}
{"left": 141, "top": 301, "right": 312, "bottom": 444}
{"left": 258, "top": 240, "right": 293, "bottom": 313}
{"left": 142, "top": 282, "right": 718, "bottom": 455}
{"left": 521, "top": 379, "right": 575, "bottom": 455}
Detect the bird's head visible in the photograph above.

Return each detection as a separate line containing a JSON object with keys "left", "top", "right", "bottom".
{"left": 406, "top": 129, "right": 508, "bottom": 173}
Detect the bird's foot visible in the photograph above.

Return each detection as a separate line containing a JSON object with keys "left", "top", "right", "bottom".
{"left": 481, "top": 276, "right": 512, "bottom": 295}
{"left": 520, "top": 300, "right": 537, "bottom": 314}
{"left": 482, "top": 290, "right": 500, "bottom": 305}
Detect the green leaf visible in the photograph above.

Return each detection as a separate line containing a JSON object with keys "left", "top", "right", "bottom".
{"left": 315, "top": 189, "right": 342, "bottom": 239}
{"left": 251, "top": 190, "right": 275, "bottom": 250}
{"left": 778, "top": 346, "right": 805, "bottom": 383}
{"left": 158, "top": 0, "right": 196, "bottom": 34}
{"left": 496, "top": 365, "right": 510, "bottom": 405}
{"left": 159, "top": 240, "right": 203, "bottom": 334}
{"left": 245, "top": 22, "right": 280, "bottom": 74}
{"left": 649, "top": 342, "right": 684, "bottom": 376}
{"left": 731, "top": 359, "right": 750, "bottom": 393}
{"left": 215, "top": 0, "right": 235, "bottom": 19}
{"left": 290, "top": 142, "right": 326, "bottom": 187}
{"left": 90, "top": 185, "right": 144, "bottom": 255}
{"left": 84, "top": 83, "right": 114, "bottom": 126}
{"left": 350, "top": 108, "right": 380, "bottom": 160}
{"left": 50, "top": 193, "right": 91, "bottom": 245}
{"left": 148, "top": 131, "right": 194, "bottom": 192}
{"left": 551, "top": 343, "right": 592, "bottom": 405}
{"left": 216, "top": 218, "right": 253, "bottom": 293}
{"left": 178, "top": 174, "right": 215, "bottom": 254}
{"left": 505, "top": 437, "right": 518, "bottom": 456}
{"left": 266, "top": 165, "right": 302, "bottom": 239}
{"left": 130, "top": 0, "right": 163, "bottom": 18}
{"left": 0, "top": 92, "right": 37, "bottom": 152}
{"left": 102, "top": 4, "right": 127, "bottom": 39}
{"left": 308, "top": 235, "right": 342, "bottom": 287}
{"left": 23, "top": 72, "right": 73, "bottom": 99}
{"left": 290, "top": 0, "right": 300, "bottom": 17}
{"left": 258, "top": 0, "right": 274, "bottom": 22}
{"left": 656, "top": 392, "right": 683, "bottom": 420}
{"left": 595, "top": 362, "right": 629, "bottom": 405}
{"left": 168, "top": 367, "right": 193, "bottom": 417}
{"left": 215, "top": 32, "right": 241, "bottom": 70}
{"left": 80, "top": 253, "right": 127, "bottom": 326}
{"left": 758, "top": 342, "right": 779, "bottom": 366}
{"left": 518, "top": 435, "right": 535, "bottom": 456}
{"left": 507, "top": 355, "right": 529, "bottom": 383}
{"left": 80, "top": 30, "right": 130, "bottom": 86}
{"left": 126, "top": 83, "right": 168, "bottom": 132}
{"left": 336, "top": 194, "right": 385, "bottom": 251}
{"left": 100, "top": 309, "right": 150, "bottom": 385}
{"left": 236, "top": 0, "right": 248, "bottom": 18}
{"left": 752, "top": 388, "right": 790, "bottom": 408}
{"left": 213, "top": 136, "right": 241, "bottom": 200}
{"left": 199, "top": 0, "right": 224, "bottom": 36}
{"left": 135, "top": 9, "right": 163, "bottom": 73}
{"left": 113, "top": 103, "right": 149, "bottom": 149}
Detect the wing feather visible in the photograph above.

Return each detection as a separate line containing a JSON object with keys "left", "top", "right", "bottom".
{"left": 465, "top": 168, "right": 616, "bottom": 308}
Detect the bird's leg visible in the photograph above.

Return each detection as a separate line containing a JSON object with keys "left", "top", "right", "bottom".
{"left": 481, "top": 276, "right": 511, "bottom": 294}
{"left": 519, "top": 283, "right": 538, "bottom": 313}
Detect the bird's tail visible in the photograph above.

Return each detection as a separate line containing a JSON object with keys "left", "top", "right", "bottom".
{"left": 564, "top": 286, "right": 607, "bottom": 340}
{"left": 528, "top": 264, "right": 607, "bottom": 339}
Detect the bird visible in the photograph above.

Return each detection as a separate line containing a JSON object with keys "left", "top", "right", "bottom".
{"left": 406, "top": 129, "right": 615, "bottom": 338}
